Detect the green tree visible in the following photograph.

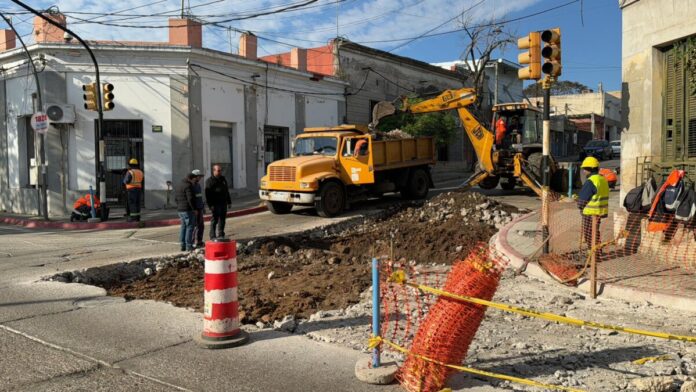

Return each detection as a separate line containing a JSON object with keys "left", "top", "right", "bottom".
{"left": 376, "top": 97, "right": 457, "bottom": 146}
{"left": 523, "top": 80, "right": 591, "bottom": 97}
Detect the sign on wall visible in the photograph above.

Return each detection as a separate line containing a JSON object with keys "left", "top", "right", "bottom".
{"left": 30, "top": 112, "right": 49, "bottom": 134}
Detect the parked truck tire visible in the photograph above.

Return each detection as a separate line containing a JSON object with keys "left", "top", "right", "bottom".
{"left": 402, "top": 168, "right": 431, "bottom": 199}
{"left": 315, "top": 181, "right": 345, "bottom": 218}
{"left": 267, "top": 201, "right": 293, "bottom": 214}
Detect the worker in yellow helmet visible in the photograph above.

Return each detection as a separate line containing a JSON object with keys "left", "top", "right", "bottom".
{"left": 123, "top": 158, "right": 144, "bottom": 222}
{"left": 577, "top": 156, "right": 609, "bottom": 247}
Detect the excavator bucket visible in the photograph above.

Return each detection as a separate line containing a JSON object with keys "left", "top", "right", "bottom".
{"left": 368, "top": 101, "right": 397, "bottom": 130}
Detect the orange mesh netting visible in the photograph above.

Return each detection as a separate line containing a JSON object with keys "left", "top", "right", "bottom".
{"left": 533, "top": 191, "right": 696, "bottom": 297}
{"left": 393, "top": 246, "right": 503, "bottom": 392}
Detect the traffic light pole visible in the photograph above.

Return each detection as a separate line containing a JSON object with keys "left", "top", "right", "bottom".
{"left": 541, "top": 79, "right": 552, "bottom": 255}
{"left": 11, "top": 0, "right": 105, "bottom": 201}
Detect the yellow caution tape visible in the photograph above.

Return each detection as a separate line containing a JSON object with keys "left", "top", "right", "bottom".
{"left": 367, "top": 335, "right": 382, "bottom": 350}
{"left": 390, "top": 271, "right": 696, "bottom": 344}
{"left": 632, "top": 355, "right": 672, "bottom": 365}
{"left": 372, "top": 336, "right": 586, "bottom": 392}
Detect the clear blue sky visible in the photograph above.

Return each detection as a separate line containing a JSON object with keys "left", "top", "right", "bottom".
{"left": 399, "top": 0, "right": 623, "bottom": 92}
{"left": 6, "top": 0, "right": 622, "bottom": 91}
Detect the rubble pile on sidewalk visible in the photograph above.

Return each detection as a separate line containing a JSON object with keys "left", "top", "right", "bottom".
{"left": 49, "top": 191, "right": 521, "bottom": 324}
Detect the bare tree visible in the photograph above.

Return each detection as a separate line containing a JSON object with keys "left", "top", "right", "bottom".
{"left": 458, "top": 16, "right": 515, "bottom": 117}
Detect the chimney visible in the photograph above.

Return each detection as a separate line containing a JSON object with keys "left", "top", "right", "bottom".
{"left": 168, "top": 18, "right": 202, "bottom": 48}
{"left": 239, "top": 33, "right": 257, "bottom": 60}
{"left": 0, "top": 29, "right": 16, "bottom": 51}
{"left": 290, "top": 48, "right": 307, "bottom": 71}
{"left": 34, "top": 12, "right": 66, "bottom": 43}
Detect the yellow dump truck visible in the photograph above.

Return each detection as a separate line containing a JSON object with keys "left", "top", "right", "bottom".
{"left": 259, "top": 125, "right": 435, "bottom": 217}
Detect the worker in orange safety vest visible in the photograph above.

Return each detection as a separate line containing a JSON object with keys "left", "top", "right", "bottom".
{"left": 71, "top": 194, "right": 101, "bottom": 222}
{"left": 123, "top": 158, "right": 144, "bottom": 222}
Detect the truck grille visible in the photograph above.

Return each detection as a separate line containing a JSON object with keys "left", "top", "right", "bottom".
{"left": 269, "top": 166, "right": 296, "bottom": 182}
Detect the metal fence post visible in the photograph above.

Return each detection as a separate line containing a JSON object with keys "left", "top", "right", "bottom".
{"left": 568, "top": 163, "right": 574, "bottom": 198}
{"left": 89, "top": 185, "right": 97, "bottom": 219}
{"left": 372, "top": 257, "right": 381, "bottom": 368}
{"left": 590, "top": 216, "right": 599, "bottom": 299}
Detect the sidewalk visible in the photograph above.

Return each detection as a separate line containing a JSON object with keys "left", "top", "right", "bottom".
{"left": 494, "top": 208, "right": 696, "bottom": 314}
{"left": 0, "top": 193, "right": 265, "bottom": 230}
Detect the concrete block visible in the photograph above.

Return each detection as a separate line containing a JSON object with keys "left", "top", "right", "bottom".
{"left": 118, "top": 331, "right": 402, "bottom": 392}
{"left": 0, "top": 281, "right": 105, "bottom": 323}
{"left": 0, "top": 329, "right": 95, "bottom": 390}
{"left": 5, "top": 300, "right": 200, "bottom": 364}
{"left": 22, "top": 367, "right": 174, "bottom": 392}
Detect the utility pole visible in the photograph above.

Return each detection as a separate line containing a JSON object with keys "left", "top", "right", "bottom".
{"left": 1, "top": 13, "right": 48, "bottom": 219}
{"left": 11, "top": 1, "right": 107, "bottom": 202}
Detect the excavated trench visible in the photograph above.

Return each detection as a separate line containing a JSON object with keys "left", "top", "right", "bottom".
{"left": 47, "top": 191, "right": 522, "bottom": 324}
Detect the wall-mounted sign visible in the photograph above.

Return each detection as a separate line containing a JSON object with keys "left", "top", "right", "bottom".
{"left": 152, "top": 125, "right": 163, "bottom": 133}
{"left": 31, "top": 112, "right": 49, "bottom": 134}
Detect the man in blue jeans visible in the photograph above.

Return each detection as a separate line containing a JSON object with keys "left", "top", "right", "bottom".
{"left": 175, "top": 173, "right": 197, "bottom": 251}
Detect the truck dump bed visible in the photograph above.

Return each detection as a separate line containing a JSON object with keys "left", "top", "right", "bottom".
{"left": 372, "top": 137, "right": 436, "bottom": 171}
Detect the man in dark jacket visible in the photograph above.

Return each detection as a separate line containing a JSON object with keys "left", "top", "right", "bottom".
{"left": 175, "top": 173, "right": 197, "bottom": 251}
{"left": 191, "top": 169, "right": 206, "bottom": 248}
{"left": 205, "top": 164, "right": 232, "bottom": 240}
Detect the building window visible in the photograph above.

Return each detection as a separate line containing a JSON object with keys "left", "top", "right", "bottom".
{"left": 97, "top": 119, "right": 144, "bottom": 205}
{"left": 210, "top": 121, "right": 235, "bottom": 188}
{"left": 18, "top": 116, "right": 36, "bottom": 187}
{"left": 264, "top": 125, "right": 289, "bottom": 169}
{"left": 662, "top": 37, "right": 696, "bottom": 160}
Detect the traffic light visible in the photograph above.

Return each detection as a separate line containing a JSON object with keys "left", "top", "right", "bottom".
{"left": 517, "top": 31, "right": 541, "bottom": 80}
{"left": 82, "top": 82, "right": 98, "bottom": 111}
{"left": 541, "top": 28, "right": 562, "bottom": 78}
{"left": 102, "top": 83, "right": 115, "bottom": 111}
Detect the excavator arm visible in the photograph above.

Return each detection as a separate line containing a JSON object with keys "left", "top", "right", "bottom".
{"left": 370, "top": 88, "right": 496, "bottom": 175}
{"left": 369, "top": 88, "right": 547, "bottom": 197}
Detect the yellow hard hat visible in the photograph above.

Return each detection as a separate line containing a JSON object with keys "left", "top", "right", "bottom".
{"left": 581, "top": 156, "right": 600, "bottom": 169}
{"left": 129, "top": 158, "right": 139, "bottom": 165}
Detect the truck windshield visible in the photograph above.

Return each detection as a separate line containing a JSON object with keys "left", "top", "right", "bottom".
{"left": 294, "top": 137, "right": 337, "bottom": 156}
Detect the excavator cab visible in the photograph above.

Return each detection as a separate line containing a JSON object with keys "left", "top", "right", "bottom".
{"left": 491, "top": 103, "right": 543, "bottom": 154}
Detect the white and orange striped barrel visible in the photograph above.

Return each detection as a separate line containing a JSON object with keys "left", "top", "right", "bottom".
{"left": 203, "top": 239, "right": 241, "bottom": 338}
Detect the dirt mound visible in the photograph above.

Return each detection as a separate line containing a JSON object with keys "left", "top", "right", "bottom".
{"left": 103, "top": 191, "right": 521, "bottom": 323}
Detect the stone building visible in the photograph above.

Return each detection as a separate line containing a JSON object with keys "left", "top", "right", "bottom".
{"left": 620, "top": 0, "right": 696, "bottom": 196}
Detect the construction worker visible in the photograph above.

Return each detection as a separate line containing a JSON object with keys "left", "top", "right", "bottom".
{"left": 494, "top": 117, "right": 507, "bottom": 147}
{"left": 577, "top": 156, "right": 609, "bottom": 247}
{"left": 191, "top": 169, "right": 206, "bottom": 248}
{"left": 70, "top": 194, "right": 101, "bottom": 222}
{"left": 123, "top": 158, "right": 144, "bottom": 222}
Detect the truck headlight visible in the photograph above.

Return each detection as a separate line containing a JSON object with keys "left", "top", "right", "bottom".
{"left": 300, "top": 182, "right": 311, "bottom": 189}
{"left": 260, "top": 181, "right": 267, "bottom": 188}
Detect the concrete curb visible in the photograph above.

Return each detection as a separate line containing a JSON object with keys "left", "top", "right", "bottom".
{"left": 0, "top": 205, "right": 267, "bottom": 231}
{"left": 494, "top": 211, "right": 696, "bottom": 314}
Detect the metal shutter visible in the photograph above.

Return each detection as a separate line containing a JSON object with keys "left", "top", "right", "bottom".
{"left": 663, "top": 49, "right": 676, "bottom": 159}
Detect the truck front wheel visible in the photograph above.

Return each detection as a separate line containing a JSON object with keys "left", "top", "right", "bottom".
{"left": 267, "top": 201, "right": 293, "bottom": 214}
{"left": 315, "top": 181, "right": 345, "bottom": 218}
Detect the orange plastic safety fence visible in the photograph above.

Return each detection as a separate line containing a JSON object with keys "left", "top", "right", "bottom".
{"left": 535, "top": 194, "right": 696, "bottom": 297}
{"left": 395, "top": 246, "right": 503, "bottom": 392}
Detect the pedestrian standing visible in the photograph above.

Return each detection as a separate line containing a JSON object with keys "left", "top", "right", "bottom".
{"left": 577, "top": 156, "right": 609, "bottom": 247}
{"left": 205, "top": 164, "right": 232, "bottom": 240}
{"left": 123, "top": 158, "right": 144, "bottom": 222}
{"left": 191, "top": 169, "right": 206, "bottom": 248}
{"left": 176, "top": 173, "right": 197, "bottom": 251}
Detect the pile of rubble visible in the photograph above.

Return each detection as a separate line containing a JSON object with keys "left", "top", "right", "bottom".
{"left": 49, "top": 191, "right": 521, "bottom": 324}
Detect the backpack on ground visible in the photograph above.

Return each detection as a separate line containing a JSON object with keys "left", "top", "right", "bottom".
{"left": 663, "top": 179, "right": 685, "bottom": 211}
{"left": 675, "top": 181, "right": 696, "bottom": 222}
{"left": 641, "top": 176, "right": 657, "bottom": 209}
{"left": 623, "top": 184, "right": 645, "bottom": 213}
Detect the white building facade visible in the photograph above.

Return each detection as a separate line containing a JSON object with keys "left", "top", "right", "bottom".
{"left": 0, "top": 17, "right": 345, "bottom": 216}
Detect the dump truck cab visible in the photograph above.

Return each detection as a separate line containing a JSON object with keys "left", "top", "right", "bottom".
{"left": 259, "top": 124, "right": 434, "bottom": 217}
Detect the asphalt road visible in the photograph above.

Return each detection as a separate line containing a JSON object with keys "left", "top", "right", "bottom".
{"left": 0, "top": 175, "right": 548, "bottom": 391}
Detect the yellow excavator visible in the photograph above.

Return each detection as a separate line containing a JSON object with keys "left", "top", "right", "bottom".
{"left": 370, "top": 88, "right": 572, "bottom": 196}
